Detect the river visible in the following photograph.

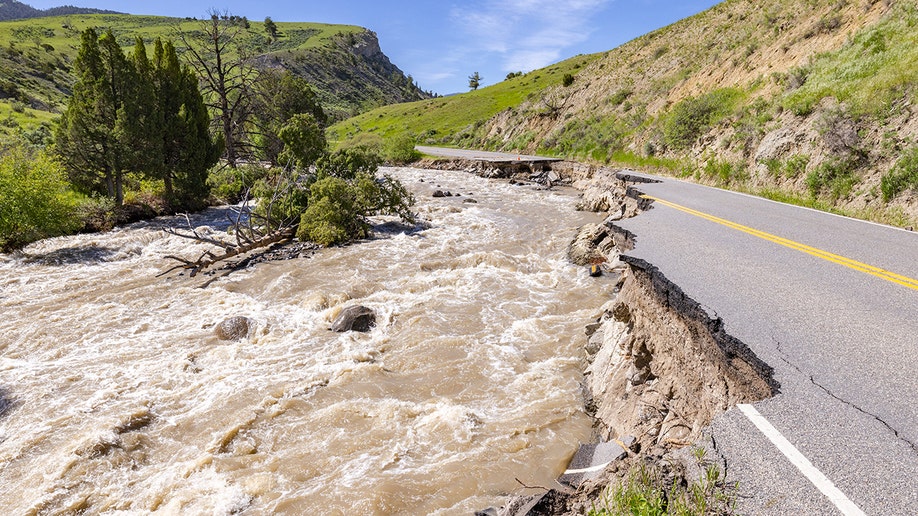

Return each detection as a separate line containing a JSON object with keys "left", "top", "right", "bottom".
{"left": 0, "top": 167, "right": 613, "bottom": 515}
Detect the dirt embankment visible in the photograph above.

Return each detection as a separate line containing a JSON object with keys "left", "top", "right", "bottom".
{"left": 428, "top": 159, "right": 779, "bottom": 515}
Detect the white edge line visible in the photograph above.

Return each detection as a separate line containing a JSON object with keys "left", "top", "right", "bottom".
{"left": 738, "top": 404, "right": 866, "bottom": 516}
{"left": 562, "top": 461, "right": 612, "bottom": 475}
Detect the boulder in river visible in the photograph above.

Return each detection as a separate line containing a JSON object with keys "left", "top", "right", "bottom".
{"left": 215, "top": 316, "right": 252, "bottom": 341}
{"left": 331, "top": 306, "right": 376, "bottom": 332}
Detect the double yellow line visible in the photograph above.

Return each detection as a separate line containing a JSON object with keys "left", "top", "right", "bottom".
{"left": 643, "top": 195, "right": 918, "bottom": 292}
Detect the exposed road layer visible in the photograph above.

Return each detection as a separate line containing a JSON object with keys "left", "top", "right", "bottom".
{"left": 615, "top": 172, "right": 918, "bottom": 514}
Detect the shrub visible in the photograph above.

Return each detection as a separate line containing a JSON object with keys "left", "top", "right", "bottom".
{"left": 806, "top": 157, "right": 860, "bottom": 200}
{"left": 663, "top": 89, "right": 741, "bottom": 150}
{"left": 207, "top": 164, "right": 271, "bottom": 204}
{"left": 383, "top": 133, "right": 421, "bottom": 164}
{"left": 0, "top": 145, "right": 80, "bottom": 251}
{"left": 562, "top": 73, "right": 575, "bottom": 87}
{"left": 880, "top": 147, "right": 918, "bottom": 201}
{"left": 783, "top": 154, "right": 810, "bottom": 178}
{"left": 703, "top": 158, "right": 747, "bottom": 185}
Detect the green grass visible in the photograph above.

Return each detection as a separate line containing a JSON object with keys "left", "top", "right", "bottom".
{"left": 327, "top": 53, "right": 602, "bottom": 146}
{"left": 589, "top": 449, "right": 737, "bottom": 516}
{"left": 0, "top": 14, "right": 366, "bottom": 130}
{"left": 783, "top": 2, "right": 918, "bottom": 118}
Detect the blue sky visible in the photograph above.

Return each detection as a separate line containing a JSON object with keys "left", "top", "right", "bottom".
{"left": 26, "top": 0, "right": 722, "bottom": 94}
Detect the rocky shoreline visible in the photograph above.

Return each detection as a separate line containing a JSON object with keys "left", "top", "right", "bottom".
{"left": 420, "top": 158, "right": 779, "bottom": 515}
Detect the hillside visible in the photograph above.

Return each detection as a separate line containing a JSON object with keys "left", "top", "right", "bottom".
{"left": 0, "top": 13, "right": 428, "bottom": 142}
{"left": 0, "top": 0, "right": 119, "bottom": 21}
{"left": 331, "top": 0, "right": 918, "bottom": 227}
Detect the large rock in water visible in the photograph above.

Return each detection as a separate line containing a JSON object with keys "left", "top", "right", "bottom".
{"left": 215, "top": 316, "right": 252, "bottom": 341}
{"left": 331, "top": 306, "right": 376, "bottom": 332}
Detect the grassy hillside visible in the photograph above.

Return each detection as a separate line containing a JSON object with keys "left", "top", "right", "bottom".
{"left": 331, "top": 0, "right": 918, "bottom": 227}
{"left": 329, "top": 53, "right": 599, "bottom": 147}
{"left": 0, "top": 13, "right": 427, "bottom": 142}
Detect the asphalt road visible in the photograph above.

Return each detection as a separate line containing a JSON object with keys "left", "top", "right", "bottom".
{"left": 416, "top": 145, "right": 561, "bottom": 162}
{"left": 613, "top": 172, "right": 918, "bottom": 514}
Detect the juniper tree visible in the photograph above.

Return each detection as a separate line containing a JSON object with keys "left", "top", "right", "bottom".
{"left": 56, "top": 29, "right": 138, "bottom": 205}
{"left": 252, "top": 69, "right": 326, "bottom": 165}
{"left": 152, "top": 38, "right": 220, "bottom": 209}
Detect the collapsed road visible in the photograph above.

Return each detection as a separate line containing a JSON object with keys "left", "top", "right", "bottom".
{"left": 610, "top": 171, "right": 918, "bottom": 514}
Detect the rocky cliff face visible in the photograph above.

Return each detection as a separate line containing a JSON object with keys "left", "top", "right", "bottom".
{"left": 266, "top": 29, "right": 430, "bottom": 121}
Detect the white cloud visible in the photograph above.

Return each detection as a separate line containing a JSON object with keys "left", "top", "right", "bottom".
{"left": 450, "top": 0, "right": 611, "bottom": 74}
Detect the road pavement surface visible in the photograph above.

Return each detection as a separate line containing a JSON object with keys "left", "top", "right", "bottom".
{"left": 614, "top": 172, "right": 917, "bottom": 515}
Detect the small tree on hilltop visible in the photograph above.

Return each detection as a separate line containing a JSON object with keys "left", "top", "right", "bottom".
{"left": 264, "top": 17, "right": 278, "bottom": 40}
{"left": 468, "top": 71, "right": 481, "bottom": 90}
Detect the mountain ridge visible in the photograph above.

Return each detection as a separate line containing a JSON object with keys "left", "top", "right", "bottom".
{"left": 0, "top": 0, "right": 120, "bottom": 21}
{"left": 0, "top": 12, "right": 429, "bottom": 141}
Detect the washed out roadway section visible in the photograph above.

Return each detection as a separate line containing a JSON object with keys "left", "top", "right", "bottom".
{"left": 614, "top": 172, "right": 918, "bottom": 514}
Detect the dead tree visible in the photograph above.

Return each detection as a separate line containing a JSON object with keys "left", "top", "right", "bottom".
{"left": 159, "top": 171, "right": 303, "bottom": 279}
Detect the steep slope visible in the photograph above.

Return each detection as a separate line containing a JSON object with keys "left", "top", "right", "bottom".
{"left": 332, "top": 0, "right": 918, "bottom": 227}
{"left": 0, "top": 14, "right": 428, "bottom": 142}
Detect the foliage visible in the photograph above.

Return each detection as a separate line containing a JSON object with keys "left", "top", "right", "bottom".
{"left": 264, "top": 17, "right": 278, "bottom": 40}
{"left": 298, "top": 170, "right": 415, "bottom": 245}
{"left": 278, "top": 113, "right": 327, "bottom": 169}
{"left": 806, "top": 157, "right": 860, "bottom": 200}
{"left": 0, "top": 144, "right": 80, "bottom": 251}
{"left": 783, "top": 2, "right": 918, "bottom": 118}
{"left": 701, "top": 158, "right": 748, "bottom": 186}
{"left": 542, "top": 116, "right": 624, "bottom": 161}
{"left": 207, "top": 163, "right": 270, "bottom": 203}
{"left": 589, "top": 450, "right": 737, "bottom": 516}
{"left": 252, "top": 69, "right": 326, "bottom": 164}
{"left": 562, "top": 73, "right": 575, "bottom": 87}
{"left": 55, "top": 28, "right": 138, "bottom": 205}
{"left": 383, "top": 133, "right": 421, "bottom": 164}
{"left": 663, "top": 88, "right": 742, "bottom": 150}
{"left": 55, "top": 29, "right": 218, "bottom": 210}
{"left": 149, "top": 38, "right": 221, "bottom": 211}
{"left": 881, "top": 146, "right": 918, "bottom": 201}
{"left": 468, "top": 71, "right": 481, "bottom": 90}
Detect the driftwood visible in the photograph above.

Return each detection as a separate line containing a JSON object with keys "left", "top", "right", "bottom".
{"left": 159, "top": 190, "right": 298, "bottom": 280}
{"left": 160, "top": 227, "right": 294, "bottom": 278}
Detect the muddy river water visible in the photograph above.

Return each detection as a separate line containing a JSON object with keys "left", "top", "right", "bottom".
{"left": 0, "top": 167, "right": 614, "bottom": 514}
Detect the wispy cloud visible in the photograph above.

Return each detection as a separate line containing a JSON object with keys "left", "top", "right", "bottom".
{"left": 451, "top": 0, "right": 610, "bottom": 73}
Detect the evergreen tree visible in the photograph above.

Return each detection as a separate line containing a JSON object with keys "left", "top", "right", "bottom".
{"left": 56, "top": 29, "right": 137, "bottom": 205}
{"left": 152, "top": 38, "right": 220, "bottom": 210}
{"left": 253, "top": 69, "right": 326, "bottom": 165}
{"left": 129, "top": 37, "right": 164, "bottom": 180}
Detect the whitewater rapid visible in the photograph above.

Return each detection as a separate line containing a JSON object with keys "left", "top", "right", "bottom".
{"left": 0, "top": 167, "right": 613, "bottom": 514}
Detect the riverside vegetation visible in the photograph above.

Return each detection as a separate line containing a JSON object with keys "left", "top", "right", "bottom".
{"left": 0, "top": 11, "right": 416, "bottom": 252}
{"left": 331, "top": 0, "right": 918, "bottom": 229}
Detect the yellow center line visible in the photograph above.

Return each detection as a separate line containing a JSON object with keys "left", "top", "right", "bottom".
{"left": 642, "top": 195, "right": 918, "bottom": 292}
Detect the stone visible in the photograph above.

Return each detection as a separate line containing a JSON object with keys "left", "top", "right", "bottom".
{"left": 463, "top": 198, "right": 478, "bottom": 204}
{"left": 215, "top": 316, "right": 252, "bottom": 341}
{"left": 331, "top": 305, "right": 376, "bottom": 332}
{"left": 432, "top": 190, "right": 452, "bottom": 197}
